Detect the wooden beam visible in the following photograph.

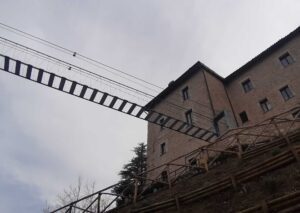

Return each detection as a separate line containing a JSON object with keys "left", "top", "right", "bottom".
{"left": 79, "top": 85, "right": 87, "bottom": 98}
{"left": 37, "top": 69, "right": 44, "bottom": 83}
{"left": 99, "top": 93, "right": 108, "bottom": 105}
{"left": 26, "top": 65, "right": 32, "bottom": 79}
{"left": 135, "top": 107, "right": 145, "bottom": 118}
{"left": 48, "top": 73, "right": 55, "bottom": 86}
{"left": 191, "top": 128, "right": 202, "bottom": 137}
{"left": 15, "top": 60, "right": 21, "bottom": 75}
{"left": 118, "top": 100, "right": 128, "bottom": 112}
{"left": 127, "top": 103, "right": 137, "bottom": 114}
{"left": 4, "top": 56, "right": 9, "bottom": 71}
{"left": 109, "top": 96, "right": 118, "bottom": 108}
{"left": 177, "top": 122, "right": 187, "bottom": 131}
{"left": 69, "top": 81, "right": 77, "bottom": 94}
{"left": 169, "top": 119, "right": 179, "bottom": 129}
{"left": 58, "top": 77, "right": 66, "bottom": 91}
{"left": 89, "top": 89, "right": 98, "bottom": 101}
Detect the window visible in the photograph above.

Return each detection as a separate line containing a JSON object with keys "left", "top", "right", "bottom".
{"left": 260, "top": 98, "right": 272, "bottom": 113}
{"left": 182, "top": 86, "right": 189, "bottom": 100}
{"left": 160, "top": 143, "right": 166, "bottom": 155}
{"left": 280, "top": 86, "right": 294, "bottom": 101}
{"left": 279, "top": 52, "right": 294, "bottom": 67}
{"left": 239, "top": 111, "right": 249, "bottom": 123}
{"left": 242, "top": 79, "right": 253, "bottom": 93}
{"left": 185, "top": 109, "right": 193, "bottom": 125}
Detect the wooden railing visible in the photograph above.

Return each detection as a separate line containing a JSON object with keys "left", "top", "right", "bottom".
{"left": 50, "top": 106, "right": 300, "bottom": 213}
{"left": 131, "top": 145, "right": 300, "bottom": 212}
{"left": 136, "top": 106, "right": 300, "bottom": 196}
{"left": 238, "top": 191, "right": 300, "bottom": 213}
{"left": 50, "top": 182, "right": 133, "bottom": 213}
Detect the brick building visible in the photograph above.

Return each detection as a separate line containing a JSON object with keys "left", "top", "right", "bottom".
{"left": 145, "top": 26, "right": 300, "bottom": 180}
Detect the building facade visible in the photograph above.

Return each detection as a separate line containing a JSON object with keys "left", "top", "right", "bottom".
{"left": 145, "top": 27, "right": 300, "bottom": 180}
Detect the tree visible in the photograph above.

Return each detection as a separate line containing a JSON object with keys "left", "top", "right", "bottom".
{"left": 56, "top": 177, "right": 97, "bottom": 210}
{"left": 44, "top": 143, "right": 147, "bottom": 211}
{"left": 44, "top": 177, "right": 110, "bottom": 213}
{"left": 112, "top": 142, "right": 147, "bottom": 206}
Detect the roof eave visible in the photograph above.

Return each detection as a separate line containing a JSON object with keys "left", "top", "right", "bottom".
{"left": 225, "top": 26, "right": 300, "bottom": 83}
{"left": 144, "top": 61, "right": 224, "bottom": 110}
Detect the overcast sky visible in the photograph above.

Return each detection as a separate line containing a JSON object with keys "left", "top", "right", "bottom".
{"left": 0, "top": 1, "right": 299, "bottom": 212}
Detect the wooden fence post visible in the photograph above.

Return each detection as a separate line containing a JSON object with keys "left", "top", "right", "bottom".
{"left": 272, "top": 119, "right": 290, "bottom": 145}
{"left": 285, "top": 109, "right": 300, "bottom": 134}
{"left": 236, "top": 134, "right": 243, "bottom": 159}
{"left": 166, "top": 164, "right": 172, "bottom": 189}
{"left": 198, "top": 158, "right": 208, "bottom": 172}
{"left": 175, "top": 196, "right": 181, "bottom": 212}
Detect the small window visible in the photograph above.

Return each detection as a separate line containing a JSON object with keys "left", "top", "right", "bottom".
{"left": 160, "top": 143, "right": 166, "bottom": 155}
{"left": 280, "top": 86, "right": 294, "bottom": 101}
{"left": 185, "top": 109, "right": 193, "bottom": 125}
{"left": 242, "top": 79, "right": 253, "bottom": 93}
{"left": 182, "top": 86, "right": 189, "bottom": 100}
{"left": 260, "top": 98, "right": 272, "bottom": 113}
{"left": 239, "top": 111, "right": 249, "bottom": 123}
{"left": 279, "top": 52, "right": 294, "bottom": 67}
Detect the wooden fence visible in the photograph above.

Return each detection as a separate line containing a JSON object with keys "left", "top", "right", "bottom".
{"left": 131, "top": 144, "right": 300, "bottom": 212}
{"left": 50, "top": 106, "right": 300, "bottom": 213}
{"left": 134, "top": 106, "right": 300, "bottom": 200}
{"left": 238, "top": 191, "right": 300, "bottom": 213}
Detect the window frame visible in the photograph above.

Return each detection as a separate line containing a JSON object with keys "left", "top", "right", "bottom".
{"left": 185, "top": 109, "right": 193, "bottom": 125}
{"left": 182, "top": 86, "right": 189, "bottom": 101}
{"left": 279, "top": 52, "right": 294, "bottom": 68}
{"left": 239, "top": 111, "right": 249, "bottom": 124}
{"left": 160, "top": 142, "right": 166, "bottom": 155}
{"left": 259, "top": 98, "right": 272, "bottom": 113}
{"left": 280, "top": 85, "right": 294, "bottom": 101}
{"left": 241, "top": 78, "right": 254, "bottom": 93}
